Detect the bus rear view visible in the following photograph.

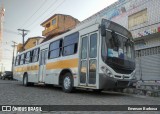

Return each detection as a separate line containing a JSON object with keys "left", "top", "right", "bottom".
{"left": 99, "top": 19, "right": 136, "bottom": 91}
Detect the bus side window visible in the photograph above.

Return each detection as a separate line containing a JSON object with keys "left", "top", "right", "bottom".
{"left": 25, "top": 51, "right": 31, "bottom": 64}
{"left": 20, "top": 54, "right": 25, "bottom": 65}
{"left": 49, "top": 39, "right": 62, "bottom": 59}
{"left": 63, "top": 32, "right": 79, "bottom": 56}
{"left": 32, "top": 48, "right": 40, "bottom": 62}
{"left": 15, "top": 56, "right": 20, "bottom": 66}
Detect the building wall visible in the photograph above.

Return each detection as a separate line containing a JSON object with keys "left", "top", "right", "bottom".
{"left": 136, "top": 51, "right": 160, "bottom": 80}
{"left": 42, "top": 14, "right": 79, "bottom": 37}
{"left": 17, "top": 44, "right": 23, "bottom": 53}
{"left": 111, "top": 0, "right": 160, "bottom": 81}
{"left": 84, "top": 0, "right": 160, "bottom": 80}
{"left": 24, "top": 39, "right": 36, "bottom": 50}
{"left": 17, "top": 38, "right": 44, "bottom": 52}
{"left": 56, "top": 15, "right": 79, "bottom": 35}
{"left": 42, "top": 16, "right": 58, "bottom": 36}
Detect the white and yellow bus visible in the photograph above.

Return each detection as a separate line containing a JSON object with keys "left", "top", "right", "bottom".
{"left": 13, "top": 18, "right": 136, "bottom": 93}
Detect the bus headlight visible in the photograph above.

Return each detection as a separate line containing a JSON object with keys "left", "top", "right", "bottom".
{"left": 101, "top": 66, "right": 114, "bottom": 77}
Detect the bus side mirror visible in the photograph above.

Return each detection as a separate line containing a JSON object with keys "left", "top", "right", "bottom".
{"left": 100, "top": 25, "right": 106, "bottom": 37}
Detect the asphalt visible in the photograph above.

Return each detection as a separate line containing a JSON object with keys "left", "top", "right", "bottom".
{"left": 0, "top": 79, "right": 159, "bottom": 114}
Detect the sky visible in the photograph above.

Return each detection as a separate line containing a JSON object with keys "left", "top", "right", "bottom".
{"left": 0, "top": 0, "right": 117, "bottom": 70}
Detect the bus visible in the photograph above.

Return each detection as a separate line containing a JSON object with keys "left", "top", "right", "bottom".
{"left": 13, "top": 18, "right": 137, "bottom": 93}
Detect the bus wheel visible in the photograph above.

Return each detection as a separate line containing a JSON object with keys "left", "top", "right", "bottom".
{"left": 62, "top": 73, "right": 74, "bottom": 93}
{"left": 23, "top": 74, "right": 29, "bottom": 86}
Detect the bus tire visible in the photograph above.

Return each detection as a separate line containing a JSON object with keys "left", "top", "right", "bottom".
{"left": 62, "top": 73, "right": 74, "bottom": 93}
{"left": 23, "top": 74, "right": 29, "bottom": 86}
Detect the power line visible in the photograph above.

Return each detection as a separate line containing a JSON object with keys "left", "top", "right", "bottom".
{"left": 19, "top": 0, "right": 47, "bottom": 29}
{"left": 0, "top": 42, "right": 13, "bottom": 46}
{"left": 28, "top": 0, "right": 66, "bottom": 33}
{"left": 25, "top": 0, "right": 59, "bottom": 29}
{"left": 4, "top": 29, "right": 18, "bottom": 35}
{"left": 4, "top": 48, "right": 12, "bottom": 51}
{"left": 17, "top": 29, "right": 29, "bottom": 50}
{"left": 2, "top": 58, "right": 12, "bottom": 60}
{"left": 42, "top": 0, "right": 66, "bottom": 24}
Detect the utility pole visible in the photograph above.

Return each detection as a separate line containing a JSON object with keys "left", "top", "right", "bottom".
{"left": 11, "top": 41, "right": 17, "bottom": 71}
{"left": 17, "top": 29, "right": 29, "bottom": 51}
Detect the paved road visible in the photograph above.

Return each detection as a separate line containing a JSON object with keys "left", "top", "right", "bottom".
{"left": 0, "top": 79, "right": 160, "bottom": 114}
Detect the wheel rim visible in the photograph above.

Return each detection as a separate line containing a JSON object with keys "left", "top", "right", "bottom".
{"left": 64, "top": 76, "right": 71, "bottom": 90}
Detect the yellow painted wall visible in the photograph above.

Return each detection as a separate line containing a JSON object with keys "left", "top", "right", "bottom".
{"left": 17, "top": 38, "right": 44, "bottom": 53}
{"left": 17, "top": 43, "right": 23, "bottom": 52}
{"left": 128, "top": 9, "right": 147, "bottom": 28}
{"left": 24, "top": 39, "right": 38, "bottom": 50}
{"left": 42, "top": 16, "right": 58, "bottom": 36}
{"left": 42, "top": 14, "right": 80, "bottom": 37}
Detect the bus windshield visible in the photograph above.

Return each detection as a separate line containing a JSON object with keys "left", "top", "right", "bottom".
{"left": 102, "top": 31, "right": 135, "bottom": 74}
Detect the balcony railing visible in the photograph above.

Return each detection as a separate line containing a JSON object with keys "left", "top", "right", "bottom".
{"left": 42, "top": 25, "right": 58, "bottom": 36}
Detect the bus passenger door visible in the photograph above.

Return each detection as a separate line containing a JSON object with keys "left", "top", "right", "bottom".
{"left": 39, "top": 49, "right": 48, "bottom": 82}
{"left": 79, "top": 32, "right": 98, "bottom": 87}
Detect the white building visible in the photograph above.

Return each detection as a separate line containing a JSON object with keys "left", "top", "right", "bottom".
{"left": 83, "top": 0, "right": 160, "bottom": 81}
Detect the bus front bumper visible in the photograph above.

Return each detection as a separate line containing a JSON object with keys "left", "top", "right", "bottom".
{"left": 99, "top": 73, "right": 137, "bottom": 90}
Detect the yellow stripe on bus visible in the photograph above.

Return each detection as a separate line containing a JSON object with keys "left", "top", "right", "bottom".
{"left": 14, "top": 58, "right": 78, "bottom": 72}
{"left": 15, "top": 65, "right": 39, "bottom": 72}
{"left": 46, "top": 58, "right": 78, "bottom": 70}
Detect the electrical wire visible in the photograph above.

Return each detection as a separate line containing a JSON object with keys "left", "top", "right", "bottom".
{"left": 19, "top": 0, "right": 47, "bottom": 29}
{"left": 27, "top": 0, "right": 66, "bottom": 36}
{"left": 42, "top": 0, "right": 65, "bottom": 22}
{"left": 4, "top": 29, "right": 18, "bottom": 35}
{"left": 24, "top": 0, "right": 59, "bottom": 29}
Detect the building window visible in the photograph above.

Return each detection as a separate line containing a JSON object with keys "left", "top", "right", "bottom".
{"left": 52, "top": 19, "right": 56, "bottom": 25}
{"left": 63, "top": 32, "right": 79, "bottom": 56}
{"left": 25, "top": 51, "right": 31, "bottom": 64}
{"left": 32, "top": 48, "right": 39, "bottom": 62}
{"left": 49, "top": 39, "right": 62, "bottom": 59}
{"left": 20, "top": 54, "right": 25, "bottom": 65}
{"left": 128, "top": 9, "right": 147, "bottom": 28}
{"left": 137, "top": 46, "right": 160, "bottom": 57}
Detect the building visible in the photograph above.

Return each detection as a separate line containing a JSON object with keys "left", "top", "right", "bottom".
{"left": 81, "top": 0, "right": 160, "bottom": 81}
{"left": 17, "top": 36, "right": 44, "bottom": 53}
{"left": 41, "top": 14, "right": 80, "bottom": 42}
